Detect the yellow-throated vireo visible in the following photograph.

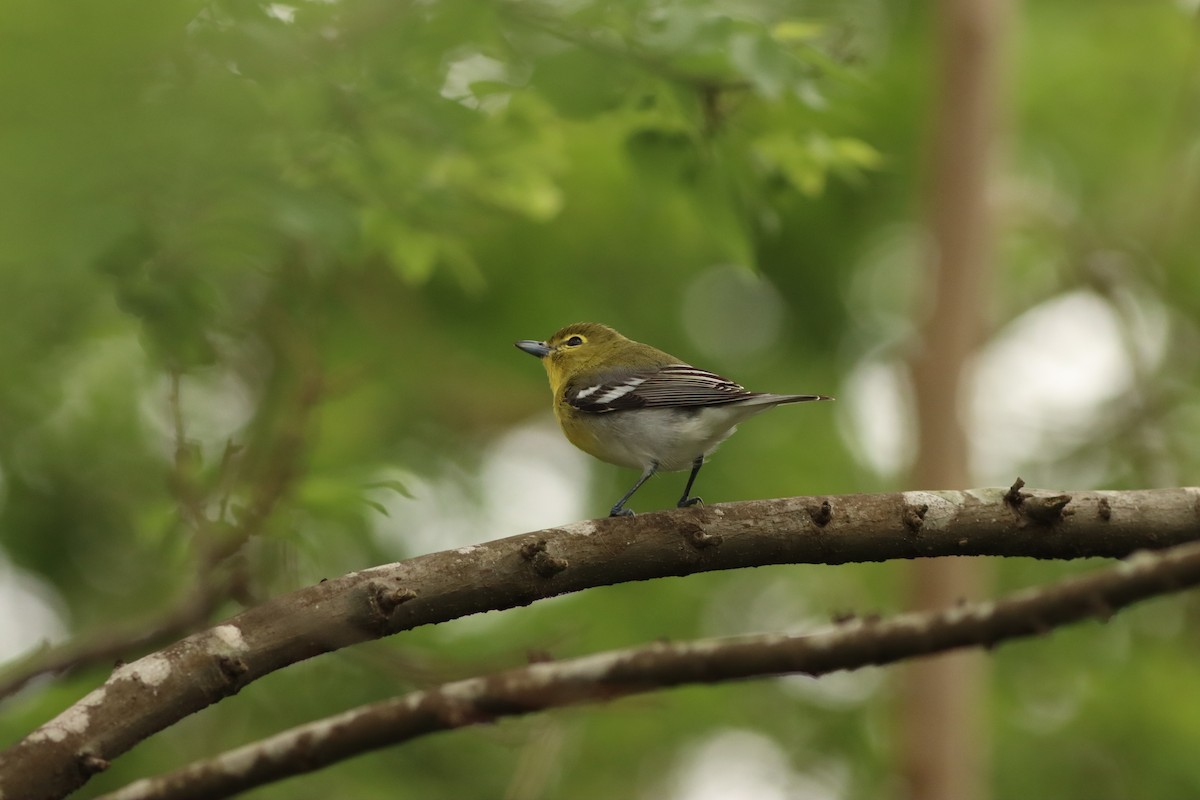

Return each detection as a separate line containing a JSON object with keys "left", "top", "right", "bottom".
{"left": 516, "top": 322, "right": 832, "bottom": 517}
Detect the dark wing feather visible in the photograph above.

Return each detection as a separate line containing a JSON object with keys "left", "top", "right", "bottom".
{"left": 630, "top": 365, "right": 754, "bottom": 406}
{"left": 566, "top": 365, "right": 757, "bottom": 413}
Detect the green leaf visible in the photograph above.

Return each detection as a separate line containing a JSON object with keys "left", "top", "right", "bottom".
{"left": 771, "top": 20, "right": 824, "bottom": 43}
{"left": 833, "top": 137, "right": 884, "bottom": 169}
{"left": 753, "top": 132, "right": 825, "bottom": 195}
{"left": 624, "top": 128, "right": 700, "bottom": 182}
{"left": 361, "top": 210, "right": 442, "bottom": 284}
{"left": 729, "top": 31, "right": 792, "bottom": 99}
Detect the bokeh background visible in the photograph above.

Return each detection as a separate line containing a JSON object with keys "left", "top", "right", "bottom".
{"left": 2, "top": 0, "right": 1200, "bottom": 798}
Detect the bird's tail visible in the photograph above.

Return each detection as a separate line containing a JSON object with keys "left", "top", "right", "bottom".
{"left": 744, "top": 393, "right": 834, "bottom": 406}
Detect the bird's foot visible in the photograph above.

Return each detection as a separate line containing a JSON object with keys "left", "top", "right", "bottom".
{"left": 609, "top": 506, "right": 635, "bottom": 518}
{"left": 677, "top": 496, "right": 703, "bottom": 509}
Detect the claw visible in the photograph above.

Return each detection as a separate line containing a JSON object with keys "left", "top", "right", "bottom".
{"left": 609, "top": 507, "right": 635, "bottom": 518}
{"left": 677, "top": 496, "right": 703, "bottom": 509}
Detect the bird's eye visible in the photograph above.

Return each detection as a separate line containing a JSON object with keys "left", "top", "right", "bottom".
{"left": 565, "top": 335, "right": 585, "bottom": 347}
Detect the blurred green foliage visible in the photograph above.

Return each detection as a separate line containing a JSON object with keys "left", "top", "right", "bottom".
{"left": 1, "top": 0, "right": 1199, "bottom": 797}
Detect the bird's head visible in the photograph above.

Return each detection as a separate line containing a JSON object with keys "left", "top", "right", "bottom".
{"left": 515, "top": 322, "right": 627, "bottom": 390}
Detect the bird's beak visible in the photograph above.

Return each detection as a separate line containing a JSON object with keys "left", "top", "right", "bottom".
{"left": 515, "top": 339, "right": 551, "bottom": 358}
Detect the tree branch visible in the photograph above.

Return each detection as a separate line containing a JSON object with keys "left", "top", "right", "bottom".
{"left": 100, "top": 532, "right": 1200, "bottom": 800}
{"left": 2, "top": 485, "right": 1198, "bottom": 799}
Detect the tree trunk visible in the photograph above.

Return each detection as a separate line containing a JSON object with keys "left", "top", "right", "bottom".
{"left": 902, "top": 1, "right": 1010, "bottom": 799}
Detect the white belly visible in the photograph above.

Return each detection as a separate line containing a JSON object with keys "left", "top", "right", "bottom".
{"left": 586, "top": 404, "right": 773, "bottom": 472}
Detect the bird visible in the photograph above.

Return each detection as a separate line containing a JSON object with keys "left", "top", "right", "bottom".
{"left": 515, "top": 322, "right": 832, "bottom": 517}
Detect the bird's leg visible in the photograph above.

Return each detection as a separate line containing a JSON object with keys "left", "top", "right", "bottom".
{"left": 610, "top": 464, "right": 657, "bottom": 517}
{"left": 676, "top": 456, "right": 704, "bottom": 508}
